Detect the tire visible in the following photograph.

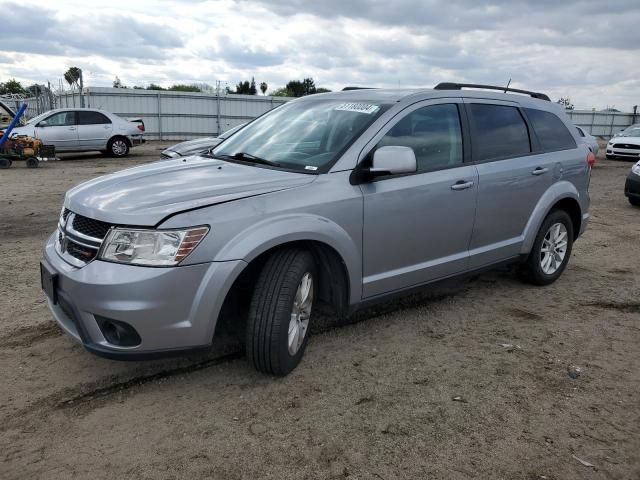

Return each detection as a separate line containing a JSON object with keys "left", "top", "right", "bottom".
{"left": 0, "top": 158, "right": 11, "bottom": 169}
{"left": 26, "top": 156, "right": 39, "bottom": 168}
{"left": 246, "top": 248, "right": 317, "bottom": 376}
{"left": 606, "top": 154, "right": 615, "bottom": 160}
{"left": 107, "top": 137, "right": 129, "bottom": 157}
{"left": 520, "top": 210, "right": 574, "bottom": 286}
{"left": 629, "top": 197, "right": 640, "bottom": 207}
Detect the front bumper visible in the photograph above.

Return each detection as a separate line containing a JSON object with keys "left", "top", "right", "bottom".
{"left": 625, "top": 172, "right": 640, "bottom": 199}
{"left": 42, "top": 233, "right": 246, "bottom": 359}
{"left": 606, "top": 144, "right": 640, "bottom": 159}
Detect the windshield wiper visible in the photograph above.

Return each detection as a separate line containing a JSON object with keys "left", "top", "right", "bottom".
{"left": 223, "top": 152, "right": 281, "bottom": 167}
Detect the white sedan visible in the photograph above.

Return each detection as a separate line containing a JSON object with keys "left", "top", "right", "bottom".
{"left": 606, "top": 124, "right": 640, "bottom": 161}
{"left": 575, "top": 126, "right": 599, "bottom": 155}
{"left": 10, "top": 108, "right": 145, "bottom": 157}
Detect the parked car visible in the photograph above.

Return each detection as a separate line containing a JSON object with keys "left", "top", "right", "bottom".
{"left": 575, "top": 126, "right": 599, "bottom": 155}
{"left": 11, "top": 108, "right": 144, "bottom": 157}
{"left": 0, "top": 99, "right": 16, "bottom": 129}
{"left": 160, "top": 123, "right": 246, "bottom": 159}
{"left": 606, "top": 124, "right": 640, "bottom": 160}
{"left": 624, "top": 160, "right": 640, "bottom": 206}
{"left": 41, "top": 83, "right": 592, "bottom": 376}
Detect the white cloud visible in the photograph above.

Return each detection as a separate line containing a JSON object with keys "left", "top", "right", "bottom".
{"left": 0, "top": 0, "right": 638, "bottom": 110}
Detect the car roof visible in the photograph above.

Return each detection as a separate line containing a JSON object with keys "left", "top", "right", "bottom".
{"left": 45, "top": 107, "right": 111, "bottom": 114}
{"left": 300, "top": 86, "right": 556, "bottom": 110}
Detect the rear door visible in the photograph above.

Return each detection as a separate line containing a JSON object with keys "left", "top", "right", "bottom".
{"left": 34, "top": 111, "right": 78, "bottom": 151}
{"left": 465, "top": 100, "right": 557, "bottom": 268}
{"left": 360, "top": 100, "right": 478, "bottom": 297}
{"left": 77, "top": 111, "right": 113, "bottom": 150}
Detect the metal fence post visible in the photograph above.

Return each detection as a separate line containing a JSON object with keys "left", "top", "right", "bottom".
{"left": 157, "top": 92, "right": 162, "bottom": 141}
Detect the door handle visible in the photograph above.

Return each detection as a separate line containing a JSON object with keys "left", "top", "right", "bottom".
{"left": 451, "top": 180, "right": 474, "bottom": 191}
{"left": 531, "top": 167, "right": 549, "bottom": 176}
{"left": 68, "top": 127, "right": 76, "bottom": 131}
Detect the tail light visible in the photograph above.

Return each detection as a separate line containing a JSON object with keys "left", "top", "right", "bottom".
{"left": 137, "top": 122, "right": 145, "bottom": 132}
{"left": 586, "top": 151, "right": 595, "bottom": 169}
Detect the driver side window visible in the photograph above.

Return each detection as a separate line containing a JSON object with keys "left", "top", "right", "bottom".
{"left": 376, "top": 104, "right": 463, "bottom": 172}
{"left": 44, "top": 111, "right": 76, "bottom": 127}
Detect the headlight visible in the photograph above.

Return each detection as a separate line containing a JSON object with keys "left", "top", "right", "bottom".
{"left": 632, "top": 162, "right": 640, "bottom": 176}
{"left": 99, "top": 226, "right": 209, "bottom": 266}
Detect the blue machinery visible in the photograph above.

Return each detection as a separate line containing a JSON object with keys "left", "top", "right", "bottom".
{"left": 0, "top": 103, "right": 27, "bottom": 149}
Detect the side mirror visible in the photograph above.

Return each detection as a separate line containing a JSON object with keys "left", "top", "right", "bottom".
{"left": 38, "top": 121, "right": 48, "bottom": 127}
{"left": 370, "top": 146, "right": 417, "bottom": 176}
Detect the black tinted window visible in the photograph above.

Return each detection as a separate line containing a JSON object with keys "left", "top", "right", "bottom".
{"left": 469, "top": 104, "right": 531, "bottom": 161}
{"left": 78, "top": 111, "right": 111, "bottom": 125}
{"left": 525, "top": 108, "right": 576, "bottom": 151}
{"left": 377, "top": 104, "right": 463, "bottom": 172}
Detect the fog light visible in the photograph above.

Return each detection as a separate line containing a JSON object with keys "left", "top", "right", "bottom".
{"left": 96, "top": 317, "right": 141, "bottom": 347}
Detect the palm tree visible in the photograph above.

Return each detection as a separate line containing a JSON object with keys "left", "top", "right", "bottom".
{"left": 64, "top": 67, "right": 82, "bottom": 106}
{"left": 260, "top": 82, "right": 268, "bottom": 95}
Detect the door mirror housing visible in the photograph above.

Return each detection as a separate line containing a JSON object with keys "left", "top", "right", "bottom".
{"left": 37, "top": 121, "right": 48, "bottom": 127}
{"left": 370, "top": 146, "right": 417, "bottom": 176}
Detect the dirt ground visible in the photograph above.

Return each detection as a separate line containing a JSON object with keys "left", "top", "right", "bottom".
{"left": 0, "top": 141, "right": 638, "bottom": 480}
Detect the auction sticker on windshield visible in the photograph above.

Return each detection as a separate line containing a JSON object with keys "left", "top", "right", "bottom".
{"left": 334, "top": 103, "right": 380, "bottom": 114}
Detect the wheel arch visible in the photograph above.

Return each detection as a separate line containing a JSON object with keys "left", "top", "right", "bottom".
{"left": 521, "top": 182, "right": 583, "bottom": 255}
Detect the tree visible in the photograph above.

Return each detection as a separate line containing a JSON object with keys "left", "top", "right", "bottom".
{"left": 146, "top": 83, "right": 165, "bottom": 91}
{"left": 269, "top": 87, "right": 290, "bottom": 97}
{"left": 283, "top": 78, "right": 323, "bottom": 97}
{"left": 315, "top": 87, "right": 332, "bottom": 94}
{"left": 0, "top": 78, "right": 27, "bottom": 95}
{"left": 168, "top": 84, "right": 201, "bottom": 92}
{"left": 557, "top": 97, "right": 574, "bottom": 110}
{"left": 234, "top": 80, "right": 251, "bottom": 94}
{"left": 64, "top": 67, "right": 82, "bottom": 106}
{"left": 113, "top": 76, "right": 126, "bottom": 88}
{"left": 260, "top": 82, "right": 268, "bottom": 95}
{"left": 249, "top": 77, "right": 257, "bottom": 95}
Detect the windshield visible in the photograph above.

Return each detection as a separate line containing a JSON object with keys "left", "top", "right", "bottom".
{"left": 621, "top": 126, "right": 640, "bottom": 137}
{"left": 213, "top": 99, "right": 388, "bottom": 172}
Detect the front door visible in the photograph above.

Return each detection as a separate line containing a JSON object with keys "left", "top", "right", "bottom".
{"left": 35, "top": 111, "right": 78, "bottom": 151}
{"left": 360, "top": 101, "right": 478, "bottom": 298}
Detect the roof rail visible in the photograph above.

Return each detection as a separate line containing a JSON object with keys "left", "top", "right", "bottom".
{"left": 433, "top": 82, "right": 550, "bottom": 101}
{"left": 342, "top": 86, "right": 376, "bottom": 91}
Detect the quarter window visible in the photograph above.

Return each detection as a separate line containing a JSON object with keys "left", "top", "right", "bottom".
{"left": 78, "top": 111, "right": 111, "bottom": 125}
{"left": 376, "top": 104, "right": 463, "bottom": 172}
{"left": 468, "top": 104, "right": 531, "bottom": 161}
{"left": 43, "top": 111, "right": 76, "bottom": 127}
{"left": 525, "top": 108, "right": 577, "bottom": 151}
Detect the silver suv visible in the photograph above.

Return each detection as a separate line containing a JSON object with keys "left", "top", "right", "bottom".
{"left": 41, "top": 83, "right": 592, "bottom": 375}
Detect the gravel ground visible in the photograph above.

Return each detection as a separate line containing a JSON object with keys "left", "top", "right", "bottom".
{"left": 0, "top": 141, "right": 638, "bottom": 480}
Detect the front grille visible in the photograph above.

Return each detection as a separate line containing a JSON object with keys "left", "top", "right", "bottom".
{"left": 613, "top": 143, "right": 640, "bottom": 150}
{"left": 62, "top": 208, "right": 71, "bottom": 222}
{"left": 72, "top": 214, "right": 112, "bottom": 240}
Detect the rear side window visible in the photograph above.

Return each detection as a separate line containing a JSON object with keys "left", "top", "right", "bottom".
{"left": 78, "top": 111, "right": 111, "bottom": 125}
{"left": 525, "top": 108, "right": 576, "bottom": 151}
{"left": 468, "top": 104, "right": 531, "bottom": 161}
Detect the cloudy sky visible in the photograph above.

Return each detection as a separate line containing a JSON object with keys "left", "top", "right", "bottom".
{"left": 1, "top": 0, "right": 639, "bottom": 110}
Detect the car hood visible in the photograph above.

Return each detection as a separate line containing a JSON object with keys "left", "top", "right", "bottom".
{"left": 611, "top": 136, "right": 640, "bottom": 145}
{"left": 65, "top": 156, "right": 316, "bottom": 226}
{"left": 163, "top": 137, "right": 221, "bottom": 156}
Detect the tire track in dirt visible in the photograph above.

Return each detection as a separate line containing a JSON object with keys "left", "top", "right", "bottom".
{"left": 0, "top": 322, "right": 62, "bottom": 349}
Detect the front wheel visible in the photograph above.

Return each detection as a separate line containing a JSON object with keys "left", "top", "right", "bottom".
{"left": 520, "top": 210, "right": 574, "bottom": 286}
{"left": 107, "top": 137, "right": 129, "bottom": 157}
{"left": 246, "top": 249, "right": 316, "bottom": 376}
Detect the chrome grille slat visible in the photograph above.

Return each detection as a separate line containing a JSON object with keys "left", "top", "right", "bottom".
{"left": 57, "top": 210, "right": 113, "bottom": 265}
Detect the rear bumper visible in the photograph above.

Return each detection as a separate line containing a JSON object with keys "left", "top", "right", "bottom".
{"left": 625, "top": 172, "right": 640, "bottom": 198}
{"left": 42, "top": 233, "right": 246, "bottom": 359}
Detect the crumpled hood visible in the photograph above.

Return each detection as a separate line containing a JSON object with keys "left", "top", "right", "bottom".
{"left": 65, "top": 156, "right": 316, "bottom": 226}
{"left": 164, "top": 137, "right": 221, "bottom": 156}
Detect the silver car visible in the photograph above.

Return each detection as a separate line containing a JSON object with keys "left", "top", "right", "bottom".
{"left": 160, "top": 123, "right": 246, "bottom": 159}
{"left": 41, "top": 83, "right": 591, "bottom": 375}
{"left": 575, "top": 126, "right": 599, "bottom": 155}
{"left": 11, "top": 108, "right": 145, "bottom": 157}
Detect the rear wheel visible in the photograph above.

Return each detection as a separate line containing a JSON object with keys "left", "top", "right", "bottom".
{"left": 26, "top": 156, "right": 39, "bottom": 168}
{"left": 107, "top": 137, "right": 129, "bottom": 157}
{"left": 629, "top": 197, "right": 640, "bottom": 207}
{"left": 521, "top": 210, "right": 574, "bottom": 286}
{"left": 0, "top": 158, "right": 11, "bottom": 169}
{"left": 246, "top": 248, "right": 316, "bottom": 376}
